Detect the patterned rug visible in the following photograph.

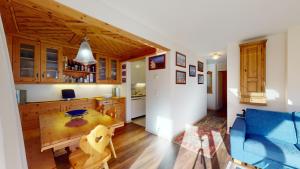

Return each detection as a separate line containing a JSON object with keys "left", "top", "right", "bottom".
{"left": 226, "top": 161, "right": 247, "bottom": 169}
{"left": 174, "top": 115, "right": 226, "bottom": 158}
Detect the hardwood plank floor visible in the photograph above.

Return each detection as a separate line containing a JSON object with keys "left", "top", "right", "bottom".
{"left": 55, "top": 111, "right": 254, "bottom": 169}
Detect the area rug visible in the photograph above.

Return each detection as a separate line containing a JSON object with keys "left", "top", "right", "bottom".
{"left": 174, "top": 115, "right": 226, "bottom": 158}
{"left": 226, "top": 161, "right": 247, "bottom": 169}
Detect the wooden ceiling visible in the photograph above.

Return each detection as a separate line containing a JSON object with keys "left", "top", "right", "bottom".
{"left": 0, "top": 0, "right": 168, "bottom": 61}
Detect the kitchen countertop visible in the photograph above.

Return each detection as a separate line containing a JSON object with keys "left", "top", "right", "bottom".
{"left": 131, "top": 95, "right": 146, "bottom": 98}
{"left": 21, "top": 96, "right": 125, "bottom": 104}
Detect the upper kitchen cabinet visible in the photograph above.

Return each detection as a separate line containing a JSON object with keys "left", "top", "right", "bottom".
{"left": 109, "top": 58, "right": 121, "bottom": 84}
{"left": 96, "top": 55, "right": 109, "bottom": 84}
{"left": 13, "top": 37, "right": 41, "bottom": 83}
{"left": 96, "top": 55, "right": 121, "bottom": 84}
{"left": 40, "top": 43, "right": 63, "bottom": 83}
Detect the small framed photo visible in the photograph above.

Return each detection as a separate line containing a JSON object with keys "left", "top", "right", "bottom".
{"left": 122, "top": 78, "right": 126, "bottom": 83}
{"left": 176, "top": 70, "right": 186, "bottom": 84}
{"left": 189, "top": 65, "right": 196, "bottom": 77}
{"left": 149, "top": 54, "right": 166, "bottom": 70}
{"left": 176, "top": 52, "right": 186, "bottom": 68}
{"left": 198, "top": 61, "right": 203, "bottom": 72}
{"left": 198, "top": 74, "right": 204, "bottom": 84}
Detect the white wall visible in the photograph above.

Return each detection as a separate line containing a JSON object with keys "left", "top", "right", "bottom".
{"left": 227, "top": 33, "right": 287, "bottom": 131}
{"left": 120, "top": 62, "right": 132, "bottom": 123}
{"left": 146, "top": 52, "right": 172, "bottom": 139}
{"left": 287, "top": 26, "right": 300, "bottom": 111}
{"left": 15, "top": 84, "right": 119, "bottom": 102}
{"left": 169, "top": 50, "right": 207, "bottom": 138}
{"left": 146, "top": 50, "right": 207, "bottom": 140}
{"left": 0, "top": 17, "right": 27, "bottom": 169}
{"left": 207, "top": 64, "right": 217, "bottom": 110}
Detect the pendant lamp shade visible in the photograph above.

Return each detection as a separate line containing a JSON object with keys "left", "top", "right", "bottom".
{"left": 74, "top": 37, "right": 96, "bottom": 65}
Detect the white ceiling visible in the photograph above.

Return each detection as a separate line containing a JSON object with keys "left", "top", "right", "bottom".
{"left": 100, "top": 0, "right": 300, "bottom": 58}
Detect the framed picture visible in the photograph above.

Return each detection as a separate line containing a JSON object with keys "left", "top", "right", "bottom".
{"left": 198, "top": 74, "right": 204, "bottom": 84}
{"left": 198, "top": 61, "right": 203, "bottom": 72}
{"left": 176, "top": 52, "right": 186, "bottom": 68}
{"left": 176, "top": 70, "right": 186, "bottom": 84}
{"left": 189, "top": 65, "right": 196, "bottom": 77}
{"left": 121, "top": 63, "right": 126, "bottom": 83}
{"left": 149, "top": 54, "right": 166, "bottom": 70}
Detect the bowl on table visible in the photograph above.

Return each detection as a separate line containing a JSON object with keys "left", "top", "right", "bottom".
{"left": 65, "top": 109, "right": 87, "bottom": 119}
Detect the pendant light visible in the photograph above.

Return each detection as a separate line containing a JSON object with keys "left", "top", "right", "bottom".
{"left": 73, "top": 36, "right": 96, "bottom": 65}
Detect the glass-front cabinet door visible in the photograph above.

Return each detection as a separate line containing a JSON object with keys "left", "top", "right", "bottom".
{"left": 13, "top": 38, "right": 40, "bottom": 83}
{"left": 109, "top": 58, "right": 120, "bottom": 83}
{"left": 96, "top": 54, "right": 108, "bottom": 83}
{"left": 40, "top": 44, "right": 63, "bottom": 83}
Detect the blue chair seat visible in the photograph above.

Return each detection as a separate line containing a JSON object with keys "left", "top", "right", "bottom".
{"left": 244, "top": 135, "right": 300, "bottom": 167}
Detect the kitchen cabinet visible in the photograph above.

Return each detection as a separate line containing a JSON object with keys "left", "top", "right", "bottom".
{"left": 131, "top": 96, "right": 146, "bottom": 118}
{"left": 96, "top": 54, "right": 121, "bottom": 84}
{"left": 96, "top": 55, "right": 109, "bottom": 83}
{"left": 13, "top": 37, "right": 41, "bottom": 83}
{"left": 13, "top": 37, "right": 64, "bottom": 83}
{"left": 40, "top": 43, "right": 63, "bottom": 83}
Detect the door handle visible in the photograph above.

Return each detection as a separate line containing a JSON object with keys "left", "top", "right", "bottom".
{"left": 36, "top": 73, "right": 39, "bottom": 79}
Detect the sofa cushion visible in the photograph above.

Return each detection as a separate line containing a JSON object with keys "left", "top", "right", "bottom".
{"left": 245, "top": 109, "right": 297, "bottom": 144}
{"left": 244, "top": 135, "right": 300, "bottom": 168}
{"left": 294, "top": 112, "right": 300, "bottom": 144}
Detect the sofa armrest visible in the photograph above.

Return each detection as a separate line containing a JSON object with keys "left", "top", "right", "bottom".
{"left": 230, "top": 117, "right": 246, "bottom": 159}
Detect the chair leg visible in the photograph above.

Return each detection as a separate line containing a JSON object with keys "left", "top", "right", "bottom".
{"left": 103, "top": 162, "right": 109, "bottom": 169}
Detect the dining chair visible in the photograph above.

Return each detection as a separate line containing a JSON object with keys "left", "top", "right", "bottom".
{"left": 69, "top": 125, "right": 113, "bottom": 169}
{"left": 105, "top": 107, "right": 118, "bottom": 119}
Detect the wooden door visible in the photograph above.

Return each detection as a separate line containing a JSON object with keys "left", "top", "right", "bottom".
{"left": 240, "top": 40, "right": 266, "bottom": 104}
{"left": 109, "top": 58, "right": 121, "bottom": 84}
{"left": 13, "top": 37, "right": 41, "bottom": 83}
{"left": 96, "top": 54, "right": 109, "bottom": 83}
{"left": 40, "top": 43, "right": 63, "bottom": 83}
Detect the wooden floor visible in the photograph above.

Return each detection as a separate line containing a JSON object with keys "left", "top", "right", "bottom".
{"left": 55, "top": 110, "right": 241, "bottom": 169}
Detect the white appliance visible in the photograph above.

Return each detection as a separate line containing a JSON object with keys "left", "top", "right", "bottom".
{"left": 131, "top": 96, "right": 146, "bottom": 118}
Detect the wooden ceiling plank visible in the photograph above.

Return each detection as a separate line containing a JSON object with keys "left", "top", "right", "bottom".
{"left": 16, "top": 0, "right": 169, "bottom": 51}
{"left": 9, "top": 6, "right": 19, "bottom": 32}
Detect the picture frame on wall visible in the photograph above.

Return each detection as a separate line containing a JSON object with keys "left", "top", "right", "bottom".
{"left": 149, "top": 54, "right": 166, "bottom": 70}
{"left": 176, "top": 70, "right": 186, "bottom": 84}
{"left": 189, "top": 65, "right": 196, "bottom": 77}
{"left": 198, "top": 74, "right": 204, "bottom": 84}
{"left": 121, "top": 63, "right": 126, "bottom": 83}
{"left": 176, "top": 52, "right": 186, "bottom": 68}
{"left": 198, "top": 61, "right": 203, "bottom": 72}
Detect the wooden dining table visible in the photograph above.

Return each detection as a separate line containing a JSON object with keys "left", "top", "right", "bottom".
{"left": 39, "top": 109, "right": 124, "bottom": 158}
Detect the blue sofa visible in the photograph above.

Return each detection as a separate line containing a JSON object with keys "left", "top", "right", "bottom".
{"left": 230, "top": 108, "right": 300, "bottom": 169}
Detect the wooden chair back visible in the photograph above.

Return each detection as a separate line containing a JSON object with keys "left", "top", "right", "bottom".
{"left": 105, "top": 107, "right": 117, "bottom": 119}
{"left": 80, "top": 125, "right": 113, "bottom": 155}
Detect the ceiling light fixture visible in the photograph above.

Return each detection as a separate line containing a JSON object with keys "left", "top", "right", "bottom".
{"left": 74, "top": 36, "right": 97, "bottom": 65}
{"left": 210, "top": 52, "right": 222, "bottom": 60}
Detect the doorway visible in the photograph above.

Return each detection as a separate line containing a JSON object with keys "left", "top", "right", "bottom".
{"left": 218, "top": 71, "right": 227, "bottom": 117}
{"left": 130, "top": 59, "right": 146, "bottom": 127}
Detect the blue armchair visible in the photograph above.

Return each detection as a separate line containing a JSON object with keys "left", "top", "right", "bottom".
{"left": 230, "top": 109, "right": 300, "bottom": 169}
